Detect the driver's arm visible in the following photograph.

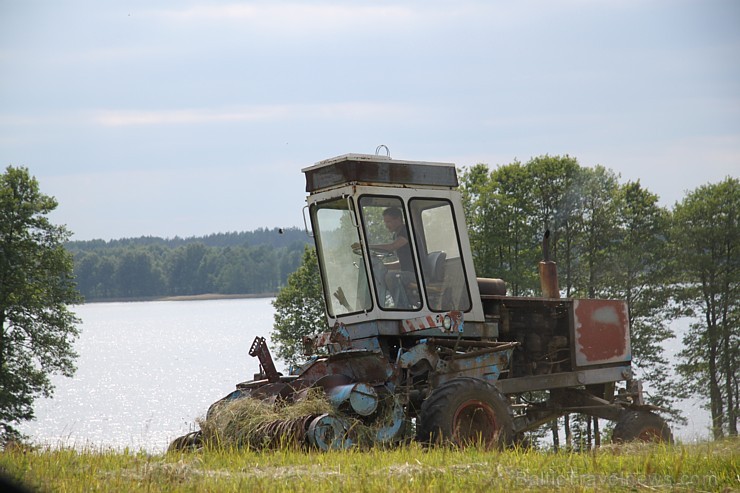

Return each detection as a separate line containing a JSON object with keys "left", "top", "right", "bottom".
{"left": 352, "top": 236, "right": 408, "bottom": 253}
{"left": 373, "top": 236, "right": 408, "bottom": 253}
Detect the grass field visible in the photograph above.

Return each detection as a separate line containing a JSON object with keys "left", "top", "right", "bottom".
{"left": 1, "top": 438, "right": 738, "bottom": 492}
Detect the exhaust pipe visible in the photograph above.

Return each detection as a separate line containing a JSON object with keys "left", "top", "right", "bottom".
{"left": 539, "top": 230, "right": 560, "bottom": 298}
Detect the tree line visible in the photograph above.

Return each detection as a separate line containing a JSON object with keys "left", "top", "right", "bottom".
{"left": 68, "top": 228, "right": 311, "bottom": 300}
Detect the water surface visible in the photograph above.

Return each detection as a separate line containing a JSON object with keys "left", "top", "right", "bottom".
{"left": 19, "top": 298, "right": 274, "bottom": 452}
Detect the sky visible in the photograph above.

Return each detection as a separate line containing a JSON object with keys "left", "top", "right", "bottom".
{"left": 1, "top": 0, "right": 738, "bottom": 241}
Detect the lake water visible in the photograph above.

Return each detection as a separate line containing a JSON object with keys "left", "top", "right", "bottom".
{"left": 18, "top": 298, "right": 276, "bottom": 453}
{"left": 18, "top": 299, "right": 711, "bottom": 452}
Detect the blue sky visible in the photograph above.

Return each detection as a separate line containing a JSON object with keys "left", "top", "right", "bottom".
{"left": 1, "top": 0, "right": 738, "bottom": 240}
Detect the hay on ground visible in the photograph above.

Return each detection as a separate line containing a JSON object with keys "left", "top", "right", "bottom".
{"left": 196, "top": 388, "right": 406, "bottom": 451}
{"left": 197, "top": 388, "right": 335, "bottom": 450}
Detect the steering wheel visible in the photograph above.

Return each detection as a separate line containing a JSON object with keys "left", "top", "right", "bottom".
{"left": 370, "top": 247, "right": 397, "bottom": 260}
{"left": 352, "top": 244, "right": 395, "bottom": 259}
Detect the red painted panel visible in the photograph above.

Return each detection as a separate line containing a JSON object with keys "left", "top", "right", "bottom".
{"left": 573, "top": 299, "right": 631, "bottom": 367}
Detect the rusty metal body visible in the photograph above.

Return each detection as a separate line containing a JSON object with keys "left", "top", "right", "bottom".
{"left": 180, "top": 153, "right": 670, "bottom": 450}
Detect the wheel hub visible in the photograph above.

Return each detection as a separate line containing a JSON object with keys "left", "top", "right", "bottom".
{"left": 452, "top": 399, "right": 499, "bottom": 445}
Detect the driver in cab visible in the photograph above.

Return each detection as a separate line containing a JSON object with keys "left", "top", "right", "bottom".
{"left": 373, "top": 207, "right": 413, "bottom": 271}
{"left": 353, "top": 207, "right": 419, "bottom": 308}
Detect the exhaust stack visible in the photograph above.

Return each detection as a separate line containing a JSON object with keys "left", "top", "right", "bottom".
{"left": 539, "top": 230, "right": 560, "bottom": 299}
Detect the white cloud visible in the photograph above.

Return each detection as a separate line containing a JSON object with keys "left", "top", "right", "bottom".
{"left": 93, "top": 107, "right": 290, "bottom": 126}
{"left": 149, "top": 0, "right": 633, "bottom": 31}
{"left": 92, "top": 102, "right": 419, "bottom": 126}
{"left": 152, "top": 2, "right": 417, "bottom": 31}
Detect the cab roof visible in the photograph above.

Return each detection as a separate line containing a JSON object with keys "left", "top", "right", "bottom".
{"left": 302, "top": 153, "right": 458, "bottom": 193}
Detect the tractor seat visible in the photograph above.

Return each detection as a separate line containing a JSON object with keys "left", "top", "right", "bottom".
{"left": 425, "top": 251, "right": 447, "bottom": 282}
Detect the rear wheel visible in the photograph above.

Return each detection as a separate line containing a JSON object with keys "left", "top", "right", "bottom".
{"left": 612, "top": 410, "right": 673, "bottom": 443}
{"left": 416, "top": 377, "right": 514, "bottom": 448}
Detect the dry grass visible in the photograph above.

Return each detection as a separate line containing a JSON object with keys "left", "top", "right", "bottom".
{"left": 195, "top": 392, "right": 406, "bottom": 451}
{"left": 1, "top": 438, "right": 738, "bottom": 492}
{"left": 198, "top": 390, "right": 335, "bottom": 449}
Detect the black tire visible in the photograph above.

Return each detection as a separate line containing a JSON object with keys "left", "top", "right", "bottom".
{"left": 416, "top": 377, "right": 514, "bottom": 448}
{"left": 612, "top": 410, "right": 673, "bottom": 444}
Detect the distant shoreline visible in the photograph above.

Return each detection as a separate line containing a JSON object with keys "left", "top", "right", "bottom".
{"left": 82, "top": 293, "right": 277, "bottom": 304}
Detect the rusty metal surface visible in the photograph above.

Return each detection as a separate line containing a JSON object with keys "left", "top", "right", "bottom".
{"left": 399, "top": 343, "right": 440, "bottom": 371}
{"left": 433, "top": 348, "right": 512, "bottom": 386}
{"left": 307, "top": 414, "right": 353, "bottom": 450}
{"left": 249, "top": 382, "right": 293, "bottom": 403}
{"left": 477, "top": 277, "right": 507, "bottom": 296}
{"left": 539, "top": 231, "right": 560, "bottom": 299}
{"left": 374, "top": 400, "right": 406, "bottom": 443}
{"left": 572, "top": 299, "right": 631, "bottom": 367}
{"left": 426, "top": 338, "right": 516, "bottom": 350}
{"left": 495, "top": 365, "right": 632, "bottom": 395}
{"left": 326, "top": 382, "right": 379, "bottom": 416}
{"left": 539, "top": 261, "right": 559, "bottom": 299}
{"left": 297, "top": 351, "right": 394, "bottom": 386}
{"left": 549, "top": 388, "right": 624, "bottom": 422}
{"left": 249, "top": 336, "right": 282, "bottom": 383}
{"left": 480, "top": 294, "right": 571, "bottom": 307}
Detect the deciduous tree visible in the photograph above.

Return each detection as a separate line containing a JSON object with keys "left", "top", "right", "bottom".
{"left": 0, "top": 166, "right": 82, "bottom": 441}
{"left": 673, "top": 177, "right": 739, "bottom": 438}
{"left": 607, "top": 181, "right": 677, "bottom": 416}
{"left": 270, "top": 246, "right": 327, "bottom": 366}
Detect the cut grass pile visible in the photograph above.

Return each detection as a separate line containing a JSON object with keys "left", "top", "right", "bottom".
{"left": 198, "top": 389, "right": 336, "bottom": 450}
{"left": 1, "top": 437, "right": 738, "bottom": 492}
{"left": 196, "top": 391, "right": 400, "bottom": 450}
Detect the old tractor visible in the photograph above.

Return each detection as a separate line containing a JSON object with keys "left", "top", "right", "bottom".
{"left": 170, "top": 152, "right": 672, "bottom": 451}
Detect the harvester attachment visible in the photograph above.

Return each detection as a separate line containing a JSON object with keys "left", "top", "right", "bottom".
{"left": 169, "top": 336, "right": 408, "bottom": 452}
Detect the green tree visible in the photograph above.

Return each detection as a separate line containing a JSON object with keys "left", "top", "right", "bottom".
{"left": 270, "top": 246, "right": 327, "bottom": 366}
{"left": 573, "top": 165, "right": 620, "bottom": 298}
{"left": 461, "top": 161, "right": 539, "bottom": 294}
{"left": 526, "top": 155, "right": 583, "bottom": 295}
{"left": 214, "top": 248, "right": 249, "bottom": 294}
{"left": 0, "top": 166, "right": 82, "bottom": 441}
{"left": 73, "top": 251, "right": 102, "bottom": 298}
{"left": 673, "top": 177, "right": 739, "bottom": 438}
{"left": 115, "top": 250, "right": 163, "bottom": 297}
{"left": 167, "top": 243, "right": 208, "bottom": 295}
{"left": 607, "top": 181, "right": 678, "bottom": 415}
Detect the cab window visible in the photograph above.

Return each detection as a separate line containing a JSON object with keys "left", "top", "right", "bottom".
{"left": 359, "top": 196, "right": 421, "bottom": 311}
{"left": 311, "top": 198, "right": 372, "bottom": 316}
{"left": 409, "top": 199, "right": 472, "bottom": 311}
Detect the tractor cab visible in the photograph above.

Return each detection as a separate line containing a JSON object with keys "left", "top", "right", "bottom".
{"left": 302, "top": 153, "right": 487, "bottom": 337}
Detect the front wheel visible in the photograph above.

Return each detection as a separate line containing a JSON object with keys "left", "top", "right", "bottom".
{"left": 612, "top": 410, "right": 673, "bottom": 443}
{"left": 416, "top": 377, "right": 514, "bottom": 448}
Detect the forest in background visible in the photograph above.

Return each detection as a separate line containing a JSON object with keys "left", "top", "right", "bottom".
{"left": 67, "top": 227, "right": 311, "bottom": 300}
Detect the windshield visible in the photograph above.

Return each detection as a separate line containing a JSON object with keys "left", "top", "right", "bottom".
{"left": 311, "top": 198, "right": 372, "bottom": 317}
